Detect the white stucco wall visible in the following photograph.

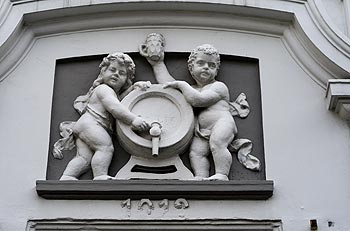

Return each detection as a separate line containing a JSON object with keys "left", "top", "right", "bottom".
{"left": 1, "top": 1, "right": 350, "bottom": 231}
{"left": 320, "top": 0, "right": 347, "bottom": 35}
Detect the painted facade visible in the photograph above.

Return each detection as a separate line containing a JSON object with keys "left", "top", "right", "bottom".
{"left": 1, "top": 0, "right": 350, "bottom": 230}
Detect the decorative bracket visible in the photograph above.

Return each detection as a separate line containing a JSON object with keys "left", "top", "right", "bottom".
{"left": 326, "top": 79, "right": 350, "bottom": 120}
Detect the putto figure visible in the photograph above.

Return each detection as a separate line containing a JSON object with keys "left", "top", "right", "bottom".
{"left": 53, "top": 52, "right": 150, "bottom": 180}
{"left": 165, "top": 45, "right": 237, "bottom": 180}
{"left": 141, "top": 35, "right": 260, "bottom": 181}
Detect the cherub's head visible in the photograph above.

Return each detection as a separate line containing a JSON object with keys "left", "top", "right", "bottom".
{"left": 187, "top": 44, "right": 220, "bottom": 86}
{"left": 94, "top": 52, "right": 135, "bottom": 92}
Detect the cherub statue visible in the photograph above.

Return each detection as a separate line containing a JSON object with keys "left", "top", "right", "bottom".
{"left": 141, "top": 35, "right": 260, "bottom": 181}
{"left": 53, "top": 52, "right": 150, "bottom": 180}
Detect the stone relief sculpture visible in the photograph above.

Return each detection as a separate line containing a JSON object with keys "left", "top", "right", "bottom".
{"left": 140, "top": 33, "right": 261, "bottom": 181}
{"left": 51, "top": 34, "right": 261, "bottom": 182}
{"left": 52, "top": 52, "right": 150, "bottom": 180}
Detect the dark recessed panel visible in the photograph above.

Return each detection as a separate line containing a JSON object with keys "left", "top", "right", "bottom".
{"left": 47, "top": 52, "right": 265, "bottom": 182}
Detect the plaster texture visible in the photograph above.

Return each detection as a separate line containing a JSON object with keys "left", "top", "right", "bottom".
{"left": 1, "top": 1, "right": 350, "bottom": 231}
{"left": 320, "top": 0, "right": 348, "bottom": 36}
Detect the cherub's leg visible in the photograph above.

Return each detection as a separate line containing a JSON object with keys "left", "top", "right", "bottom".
{"left": 77, "top": 124, "right": 115, "bottom": 180}
{"left": 60, "top": 138, "right": 93, "bottom": 180}
{"left": 208, "top": 119, "right": 236, "bottom": 181}
{"left": 91, "top": 142, "right": 114, "bottom": 180}
{"left": 189, "top": 136, "right": 210, "bottom": 180}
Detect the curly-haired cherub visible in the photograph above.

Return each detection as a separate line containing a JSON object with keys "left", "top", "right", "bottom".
{"left": 142, "top": 42, "right": 259, "bottom": 181}
{"left": 53, "top": 52, "right": 150, "bottom": 180}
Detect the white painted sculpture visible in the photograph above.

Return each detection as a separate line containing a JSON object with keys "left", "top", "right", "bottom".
{"left": 52, "top": 52, "right": 150, "bottom": 180}
{"left": 52, "top": 35, "right": 260, "bottom": 181}
{"left": 139, "top": 33, "right": 165, "bottom": 62}
{"left": 115, "top": 84, "right": 195, "bottom": 180}
{"left": 140, "top": 33, "right": 261, "bottom": 181}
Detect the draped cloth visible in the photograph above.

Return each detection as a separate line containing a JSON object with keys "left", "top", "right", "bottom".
{"left": 228, "top": 138, "right": 261, "bottom": 171}
{"left": 229, "top": 93, "right": 261, "bottom": 170}
{"left": 52, "top": 121, "right": 76, "bottom": 159}
{"left": 52, "top": 85, "right": 98, "bottom": 159}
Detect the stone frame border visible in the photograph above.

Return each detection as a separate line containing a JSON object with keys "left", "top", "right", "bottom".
{"left": 37, "top": 53, "right": 272, "bottom": 200}
{"left": 26, "top": 218, "right": 282, "bottom": 230}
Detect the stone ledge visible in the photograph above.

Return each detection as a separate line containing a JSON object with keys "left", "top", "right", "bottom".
{"left": 36, "top": 180, "right": 273, "bottom": 200}
{"left": 27, "top": 218, "right": 283, "bottom": 231}
{"left": 326, "top": 79, "right": 350, "bottom": 120}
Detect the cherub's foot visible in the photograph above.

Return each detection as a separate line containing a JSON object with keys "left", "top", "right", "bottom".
{"left": 93, "top": 175, "right": 115, "bottom": 180}
{"left": 193, "top": 176, "right": 206, "bottom": 181}
{"left": 205, "top": 173, "right": 229, "bottom": 181}
{"left": 60, "top": 175, "right": 78, "bottom": 181}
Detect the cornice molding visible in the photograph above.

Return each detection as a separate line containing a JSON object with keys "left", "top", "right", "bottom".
{"left": 27, "top": 218, "right": 283, "bottom": 231}
{"left": 36, "top": 180, "right": 274, "bottom": 200}
{"left": 0, "top": 0, "right": 349, "bottom": 88}
{"left": 326, "top": 79, "right": 350, "bottom": 120}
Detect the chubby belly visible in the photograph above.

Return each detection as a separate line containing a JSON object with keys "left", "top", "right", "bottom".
{"left": 197, "top": 108, "right": 234, "bottom": 130}
{"left": 73, "top": 110, "right": 112, "bottom": 135}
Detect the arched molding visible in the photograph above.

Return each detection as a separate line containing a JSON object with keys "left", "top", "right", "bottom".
{"left": 0, "top": 0, "right": 349, "bottom": 88}
{"left": 308, "top": 0, "right": 350, "bottom": 58}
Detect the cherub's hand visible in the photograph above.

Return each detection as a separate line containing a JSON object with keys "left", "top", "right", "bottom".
{"left": 163, "top": 81, "right": 185, "bottom": 89}
{"left": 133, "top": 81, "right": 151, "bottom": 91}
{"left": 131, "top": 117, "right": 150, "bottom": 131}
{"left": 139, "top": 49, "right": 164, "bottom": 66}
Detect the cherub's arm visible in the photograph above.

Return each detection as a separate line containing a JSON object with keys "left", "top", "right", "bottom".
{"left": 141, "top": 51, "right": 175, "bottom": 84}
{"left": 96, "top": 85, "right": 149, "bottom": 130}
{"left": 164, "top": 81, "right": 227, "bottom": 107}
{"left": 119, "top": 81, "right": 151, "bottom": 99}
{"left": 151, "top": 62, "right": 176, "bottom": 84}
